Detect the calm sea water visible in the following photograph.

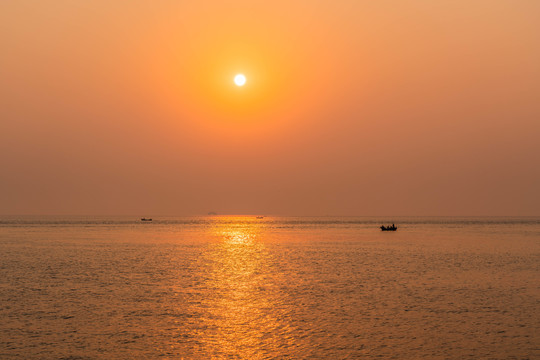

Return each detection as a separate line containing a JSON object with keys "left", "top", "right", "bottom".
{"left": 0, "top": 216, "right": 539, "bottom": 359}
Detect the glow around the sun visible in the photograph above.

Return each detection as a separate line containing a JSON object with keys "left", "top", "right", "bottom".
{"left": 234, "top": 74, "right": 246, "bottom": 86}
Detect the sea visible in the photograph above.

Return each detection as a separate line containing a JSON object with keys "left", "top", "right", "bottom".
{"left": 0, "top": 216, "right": 539, "bottom": 359}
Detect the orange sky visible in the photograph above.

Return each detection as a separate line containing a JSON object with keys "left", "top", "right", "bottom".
{"left": 1, "top": 1, "right": 539, "bottom": 216}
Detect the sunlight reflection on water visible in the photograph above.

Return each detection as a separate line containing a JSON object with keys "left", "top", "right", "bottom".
{"left": 200, "top": 221, "right": 286, "bottom": 358}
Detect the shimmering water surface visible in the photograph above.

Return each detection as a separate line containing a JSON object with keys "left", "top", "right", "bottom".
{"left": 1, "top": 216, "right": 539, "bottom": 359}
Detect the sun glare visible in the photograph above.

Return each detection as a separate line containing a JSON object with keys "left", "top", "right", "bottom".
{"left": 234, "top": 74, "right": 246, "bottom": 86}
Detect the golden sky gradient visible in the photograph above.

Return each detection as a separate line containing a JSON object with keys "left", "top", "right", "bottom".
{"left": 1, "top": 1, "right": 539, "bottom": 215}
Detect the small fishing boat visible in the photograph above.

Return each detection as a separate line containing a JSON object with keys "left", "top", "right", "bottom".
{"left": 381, "top": 224, "right": 397, "bottom": 231}
{"left": 256, "top": 216, "right": 264, "bottom": 219}
{"left": 141, "top": 218, "right": 152, "bottom": 222}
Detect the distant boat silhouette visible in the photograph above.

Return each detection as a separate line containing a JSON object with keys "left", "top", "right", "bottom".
{"left": 381, "top": 224, "right": 397, "bottom": 231}
{"left": 256, "top": 216, "right": 264, "bottom": 219}
{"left": 141, "top": 218, "right": 152, "bottom": 222}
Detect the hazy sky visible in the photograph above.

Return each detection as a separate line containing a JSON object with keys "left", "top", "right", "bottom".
{"left": 1, "top": 1, "right": 539, "bottom": 216}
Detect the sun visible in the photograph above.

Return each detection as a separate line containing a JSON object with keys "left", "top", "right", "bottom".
{"left": 234, "top": 74, "right": 246, "bottom": 86}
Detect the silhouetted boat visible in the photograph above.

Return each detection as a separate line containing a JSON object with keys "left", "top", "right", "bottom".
{"left": 141, "top": 218, "right": 152, "bottom": 222}
{"left": 381, "top": 224, "right": 397, "bottom": 231}
{"left": 256, "top": 216, "right": 264, "bottom": 219}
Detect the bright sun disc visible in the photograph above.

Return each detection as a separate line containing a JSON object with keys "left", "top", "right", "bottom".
{"left": 234, "top": 74, "right": 246, "bottom": 86}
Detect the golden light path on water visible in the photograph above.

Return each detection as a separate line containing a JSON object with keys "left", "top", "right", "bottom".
{"left": 196, "top": 217, "right": 295, "bottom": 358}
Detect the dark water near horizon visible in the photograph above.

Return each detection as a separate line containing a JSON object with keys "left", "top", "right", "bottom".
{"left": 1, "top": 216, "right": 539, "bottom": 359}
